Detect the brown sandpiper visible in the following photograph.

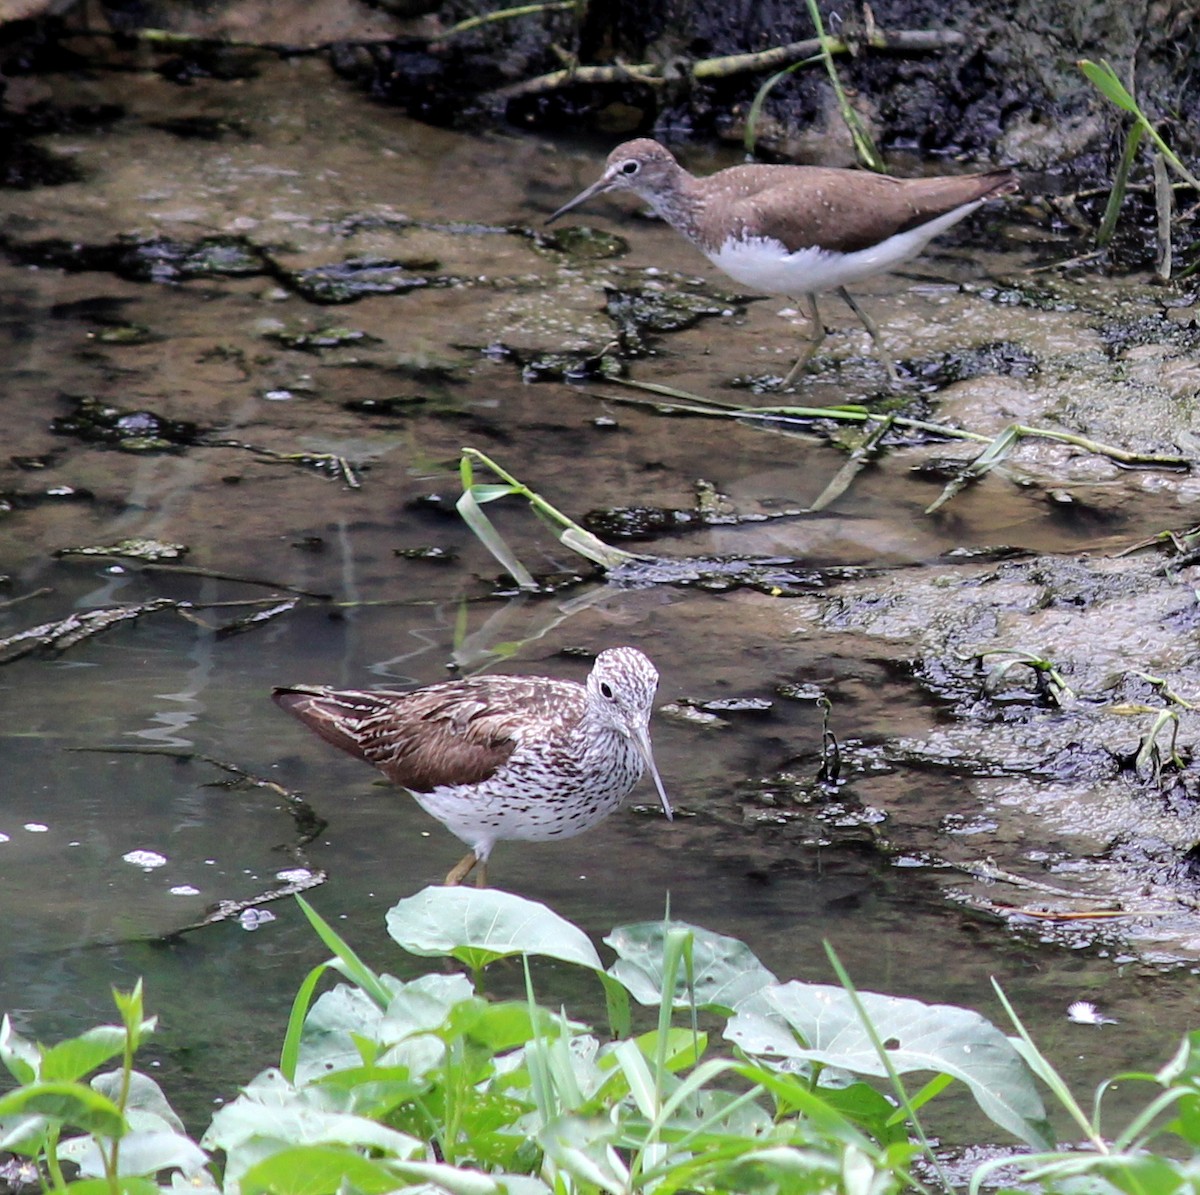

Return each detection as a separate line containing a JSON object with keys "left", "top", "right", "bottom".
{"left": 546, "top": 138, "right": 1019, "bottom": 385}
{"left": 273, "top": 646, "right": 672, "bottom": 887}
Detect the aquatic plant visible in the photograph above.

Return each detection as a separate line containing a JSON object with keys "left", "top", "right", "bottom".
{"left": 3, "top": 887, "right": 1200, "bottom": 1195}
{"left": 1078, "top": 58, "right": 1200, "bottom": 276}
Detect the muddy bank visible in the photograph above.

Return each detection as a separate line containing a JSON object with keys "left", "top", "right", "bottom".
{"left": 4, "top": 0, "right": 1199, "bottom": 178}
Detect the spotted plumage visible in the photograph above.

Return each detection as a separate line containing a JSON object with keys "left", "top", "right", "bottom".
{"left": 273, "top": 646, "right": 671, "bottom": 886}
{"left": 547, "top": 138, "right": 1018, "bottom": 384}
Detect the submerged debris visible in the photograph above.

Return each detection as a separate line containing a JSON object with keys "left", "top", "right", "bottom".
{"left": 534, "top": 225, "right": 628, "bottom": 260}
{"left": 280, "top": 256, "right": 454, "bottom": 304}
{"left": 50, "top": 396, "right": 202, "bottom": 452}
{"left": 604, "top": 284, "right": 739, "bottom": 355}
{"left": 55, "top": 538, "right": 189, "bottom": 562}
{"left": 5, "top": 233, "right": 268, "bottom": 282}
{"left": 264, "top": 324, "right": 381, "bottom": 352}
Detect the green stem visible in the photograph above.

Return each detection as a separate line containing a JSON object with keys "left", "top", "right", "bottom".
{"left": 803, "top": 0, "right": 884, "bottom": 171}
{"left": 43, "top": 1124, "right": 67, "bottom": 1193}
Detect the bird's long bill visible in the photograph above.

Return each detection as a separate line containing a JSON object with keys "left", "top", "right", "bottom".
{"left": 631, "top": 722, "right": 674, "bottom": 821}
{"left": 545, "top": 175, "right": 613, "bottom": 225}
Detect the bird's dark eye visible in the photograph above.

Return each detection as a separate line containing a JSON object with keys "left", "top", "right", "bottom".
{"left": 619, "top": 160, "right": 639, "bottom": 175}
{"left": 600, "top": 681, "right": 614, "bottom": 699}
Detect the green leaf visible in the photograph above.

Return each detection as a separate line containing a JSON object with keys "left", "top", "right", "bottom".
{"left": 731, "top": 1061, "right": 891, "bottom": 1147}
{"left": 62, "top": 1127, "right": 208, "bottom": 1177}
{"left": 381, "top": 972, "right": 476, "bottom": 1040}
{"left": 726, "top": 982, "right": 1051, "bottom": 1149}
{"left": 598, "top": 972, "right": 631, "bottom": 1039}
{"left": 1078, "top": 58, "right": 1141, "bottom": 114}
{"left": 202, "top": 1091, "right": 421, "bottom": 1160}
{"left": 0, "top": 1081, "right": 126, "bottom": 1138}
{"left": 0, "top": 1017, "right": 39, "bottom": 1084}
{"left": 240, "top": 1145, "right": 408, "bottom": 1195}
{"left": 242, "top": 1146, "right": 527, "bottom": 1195}
{"left": 39, "top": 1027, "right": 127, "bottom": 1083}
{"left": 0, "top": 1113, "right": 50, "bottom": 1153}
{"left": 111, "top": 980, "right": 146, "bottom": 1044}
{"left": 455, "top": 489, "right": 537, "bottom": 590}
{"left": 925, "top": 423, "right": 1021, "bottom": 514}
{"left": 63, "top": 1178, "right": 163, "bottom": 1195}
{"left": 444, "top": 998, "right": 565, "bottom": 1051}
{"left": 92, "top": 1070, "right": 186, "bottom": 1134}
{"left": 605, "top": 921, "right": 777, "bottom": 1012}
{"left": 386, "top": 886, "right": 603, "bottom": 971}
{"left": 280, "top": 963, "right": 332, "bottom": 1083}
{"left": 295, "top": 896, "right": 392, "bottom": 1010}
{"left": 667, "top": 1142, "right": 844, "bottom": 1193}
{"left": 468, "top": 483, "right": 520, "bottom": 504}
{"left": 629, "top": 1026, "right": 707, "bottom": 1072}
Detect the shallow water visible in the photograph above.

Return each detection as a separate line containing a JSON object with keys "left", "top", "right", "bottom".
{"left": 3, "top": 53, "right": 1199, "bottom": 1137}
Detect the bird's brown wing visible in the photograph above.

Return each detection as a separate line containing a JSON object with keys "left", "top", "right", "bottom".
{"left": 712, "top": 166, "right": 1018, "bottom": 254}
{"left": 273, "top": 677, "right": 583, "bottom": 792}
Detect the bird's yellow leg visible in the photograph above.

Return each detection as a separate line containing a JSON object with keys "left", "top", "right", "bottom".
{"left": 443, "top": 851, "right": 478, "bottom": 886}
{"left": 838, "top": 286, "right": 899, "bottom": 385}
{"left": 780, "top": 293, "right": 824, "bottom": 387}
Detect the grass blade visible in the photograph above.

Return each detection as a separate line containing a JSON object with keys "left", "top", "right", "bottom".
{"left": 295, "top": 896, "right": 392, "bottom": 1010}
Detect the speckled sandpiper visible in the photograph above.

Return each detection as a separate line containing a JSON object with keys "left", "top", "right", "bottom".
{"left": 546, "top": 138, "right": 1018, "bottom": 385}
{"left": 273, "top": 645, "right": 672, "bottom": 887}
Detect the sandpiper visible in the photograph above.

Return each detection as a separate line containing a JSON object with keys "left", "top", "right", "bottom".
{"left": 547, "top": 138, "right": 1018, "bottom": 384}
{"left": 273, "top": 646, "right": 672, "bottom": 887}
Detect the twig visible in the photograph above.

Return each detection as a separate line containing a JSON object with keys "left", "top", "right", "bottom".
{"left": 486, "top": 26, "right": 965, "bottom": 101}
{"left": 598, "top": 378, "right": 1193, "bottom": 469}
{"left": 436, "top": 1, "right": 576, "bottom": 41}
{"left": 71, "top": 745, "right": 328, "bottom": 846}
{"left": 0, "top": 587, "right": 53, "bottom": 611}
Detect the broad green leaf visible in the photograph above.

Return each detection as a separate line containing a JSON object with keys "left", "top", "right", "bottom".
{"left": 0, "top": 1112, "right": 49, "bottom": 1153}
{"left": 0, "top": 1081, "right": 125, "bottom": 1138}
{"left": 663, "top": 1143, "right": 843, "bottom": 1193}
{"left": 382, "top": 972, "right": 475, "bottom": 1040}
{"left": 93, "top": 1070, "right": 185, "bottom": 1133}
{"left": 63, "top": 1177, "right": 163, "bottom": 1195}
{"left": 605, "top": 921, "right": 777, "bottom": 1012}
{"left": 293, "top": 983, "right": 387, "bottom": 1084}
{"left": 202, "top": 1097, "right": 421, "bottom": 1159}
{"left": 598, "top": 972, "right": 631, "bottom": 1039}
{"left": 444, "top": 998, "right": 565, "bottom": 1051}
{"left": 386, "top": 887, "right": 603, "bottom": 971}
{"left": 240, "top": 1144, "right": 407, "bottom": 1195}
{"left": 731, "top": 1061, "right": 888, "bottom": 1147}
{"left": 538, "top": 1115, "right": 627, "bottom": 1195}
{"left": 629, "top": 1027, "right": 707, "bottom": 1072}
{"left": 0, "top": 1017, "right": 39, "bottom": 1084}
{"left": 310, "top": 1064, "right": 429, "bottom": 1119}
{"left": 726, "top": 981, "right": 1051, "bottom": 1149}
{"left": 62, "top": 1127, "right": 208, "bottom": 1177}
{"left": 40, "top": 1027, "right": 127, "bottom": 1083}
